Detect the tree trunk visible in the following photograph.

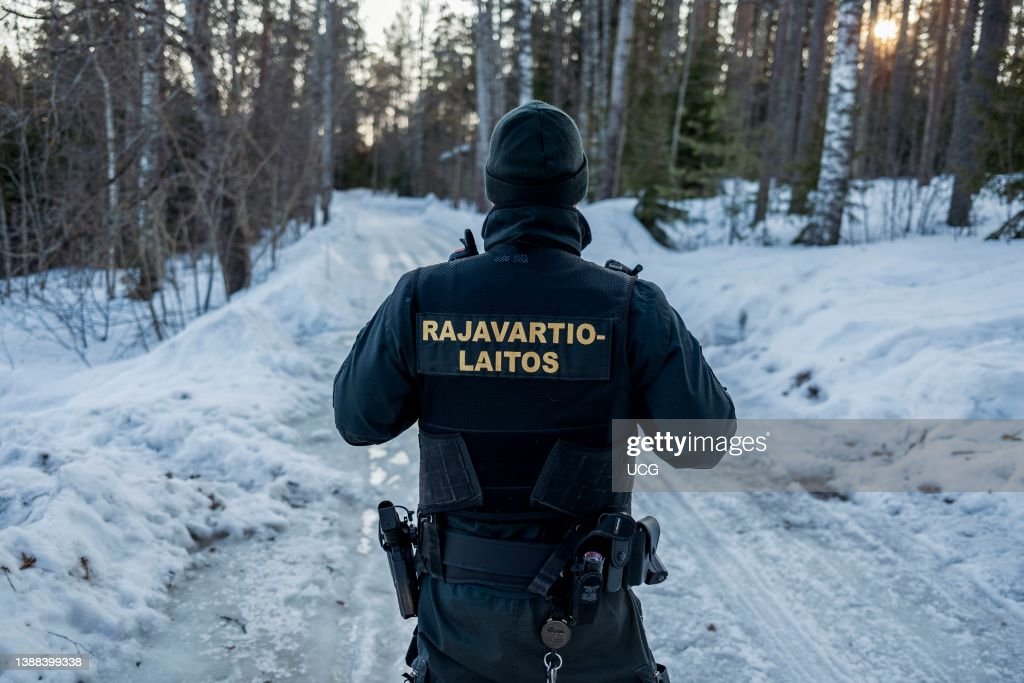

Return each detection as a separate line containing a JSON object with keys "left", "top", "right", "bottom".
{"left": 598, "top": 0, "right": 636, "bottom": 199}
{"left": 885, "top": 0, "right": 913, "bottom": 175}
{"left": 754, "top": 1, "right": 794, "bottom": 224}
{"left": 593, "top": 0, "right": 613, "bottom": 188}
{"left": 517, "top": 0, "right": 534, "bottom": 104}
{"left": 794, "top": 0, "right": 863, "bottom": 246}
{"left": 669, "top": 0, "right": 701, "bottom": 176}
{"left": 412, "top": 0, "right": 429, "bottom": 196}
{"left": 489, "top": 0, "right": 506, "bottom": 116}
{"left": 660, "top": 0, "right": 684, "bottom": 61}
{"left": 1, "top": 194, "right": 10, "bottom": 296}
{"left": 552, "top": 0, "right": 566, "bottom": 108}
{"left": 185, "top": 0, "right": 250, "bottom": 295}
{"left": 475, "top": 0, "right": 495, "bottom": 211}
{"left": 917, "top": 0, "right": 953, "bottom": 185}
{"left": 93, "top": 53, "right": 119, "bottom": 294}
{"left": 318, "top": 0, "right": 334, "bottom": 224}
{"left": 947, "top": 0, "right": 1008, "bottom": 227}
{"left": 944, "top": 0, "right": 981, "bottom": 187}
{"left": 853, "top": 0, "right": 879, "bottom": 177}
{"left": 250, "top": 0, "right": 275, "bottom": 144}
{"left": 136, "top": 0, "right": 164, "bottom": 301}
{"left": 725, "top": 0, "right": 758, "bottom": 143}
{"left": 778, "top": 0, "right": 809, "bottom": 174}
{"left": 578, "top": 0, "right": 599, "bottom": 157}
{"left": 225, "top": 0, "right": 242, "bottom": 111}
{"left": 789, "top": 0, "right": 832, "bottom": 214}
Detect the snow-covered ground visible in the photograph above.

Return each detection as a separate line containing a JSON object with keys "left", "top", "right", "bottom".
{"left": 1, "top": 189, "right": 1022, "bottom": 682}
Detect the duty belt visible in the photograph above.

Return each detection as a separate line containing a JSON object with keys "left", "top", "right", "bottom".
{"left": 417, "top": 512, "right": 668, "bottom": 596}
{"left": 429, "top": 527, "right": 559, "bottom": 590}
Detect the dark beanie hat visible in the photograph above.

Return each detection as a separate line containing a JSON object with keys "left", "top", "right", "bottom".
{"left": 485, "top": 100, "right": 589, "bottom": 206}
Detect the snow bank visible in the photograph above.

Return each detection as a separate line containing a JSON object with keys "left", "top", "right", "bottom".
{"left": 0, "top": 203, "right": 400, "bottom": 679}
{"left": 585, "top": 195, "right": 1024, "bottom": 419}
{"left": 641, "top": 176, "right": 1023, "bottom": 250}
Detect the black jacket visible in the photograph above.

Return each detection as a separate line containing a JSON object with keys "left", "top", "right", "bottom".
{"left": 333, "top": 204, "right": 735, "bottom": 452}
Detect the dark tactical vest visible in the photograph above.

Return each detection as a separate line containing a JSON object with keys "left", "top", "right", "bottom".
{"left": 413, "top": 240, "right": 635, "bottom": 518}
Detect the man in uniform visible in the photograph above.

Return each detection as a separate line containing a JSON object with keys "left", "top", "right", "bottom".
{"left": 334, "top": 101, "right": 735, "bottom": 682}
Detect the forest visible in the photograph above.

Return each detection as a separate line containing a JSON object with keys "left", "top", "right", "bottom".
{"left": 0, "top": 0, "right": 1022, "bottom": 338}
{"left": 2, "top": 3, "right": 1024, "bottom": 678}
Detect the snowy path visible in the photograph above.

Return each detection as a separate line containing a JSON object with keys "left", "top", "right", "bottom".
{"left": 6, "top": 192, "right": 1022, "bottom": 682}
{"left": 98, "top": 196, "right": 450, "bottom": 682}
{"left": 103, "top": 331, "right": 420, "bottom": 682}
{"left": 638, "top": 492, "right": 1023, "bottom": 682}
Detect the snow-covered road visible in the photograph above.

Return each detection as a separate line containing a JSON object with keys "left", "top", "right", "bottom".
{"left": 102, "top": 341, "right": 418, "bottom": 683}
{"left": 3, "top": 191, "right": 1023, "bottom": 682}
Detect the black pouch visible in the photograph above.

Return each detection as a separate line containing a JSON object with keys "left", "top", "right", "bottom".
{"left": 530, "top": 440, "right": 630, "bottom": 518}
{"left": 418, "top": 431, "right": 484, "bottom": 515}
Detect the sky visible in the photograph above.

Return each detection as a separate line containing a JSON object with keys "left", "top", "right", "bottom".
{"left": 360, "top": 0, "right": 405, "bottom": 47}
{"left": 359, "top": 0, "right": 451, "bottom": 49}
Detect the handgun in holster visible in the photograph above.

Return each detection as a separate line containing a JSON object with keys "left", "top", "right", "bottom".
{"left": 377, "top": 500, "right": 420, "bottom": 619}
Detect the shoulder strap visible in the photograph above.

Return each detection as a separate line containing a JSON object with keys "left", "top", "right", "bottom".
{"left": 604, "top": 259, "right": 643, "bottom": 277}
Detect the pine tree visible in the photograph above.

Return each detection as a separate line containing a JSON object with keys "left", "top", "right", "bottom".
{"left": 669, "top": 0, "right": 727, "bottom": 198}
{"left": 917, "top": 0, "right": 954, "bottom": 185}
{"left": 789, "top": 0, "right": 833, "bottom": 214}
{"left": 947, "top": 0, "right": 1012, "bottom": 226}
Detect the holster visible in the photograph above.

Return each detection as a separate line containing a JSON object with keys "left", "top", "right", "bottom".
{"left": 626, "top": 516, "right": 668, "bottom": 587}
{"left": 378, "top": 501, "right": 420, "bottom": 619}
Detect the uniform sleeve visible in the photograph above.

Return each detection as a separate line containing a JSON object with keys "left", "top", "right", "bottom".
{"left": 333, "top": 270, "right": 420, "bottom": 445}
{"left": 628, "top": 279, "right": 736, "bottom": 468}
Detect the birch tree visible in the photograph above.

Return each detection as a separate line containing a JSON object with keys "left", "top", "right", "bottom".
{"left": 598, "top": 0, "right": 636, "bottom": 199}
{"left": 86, "top": 12, "right": 119, "bottom": 295}
{"left": 136, "top": 0, "right": 165, "bottom": 300}
{"left": 795, "top": 0, "right": 863, "bottom": 245}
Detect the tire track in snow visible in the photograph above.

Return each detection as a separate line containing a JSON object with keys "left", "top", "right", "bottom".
{"left": 679, "top": 493, "right": 951, "bottom": 682}
{"left": 646, "top": 493, "right": 857, "bottom": 683}
{"left": 759, "top": 493, "right": 1024, "bottom": 680}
